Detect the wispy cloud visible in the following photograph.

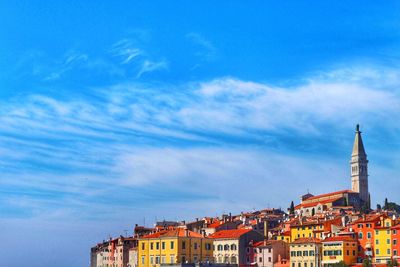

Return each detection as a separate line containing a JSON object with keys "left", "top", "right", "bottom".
{"left": 136, "top": 60, "right": 168, "bottom": 78}
{"left": 186, "top": 32, "right": 217, "bottom": 61}
{"left": 110, "top": 39, "right": 143, "bottom": 64}
{"left": 1, "top": 65, "right": 400, "bottom": 224}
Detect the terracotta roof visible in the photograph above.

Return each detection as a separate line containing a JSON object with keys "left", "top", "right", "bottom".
{"left": 291, "top": 237, "right": 321, "bottom": 244}
{"left": 207, "top": 221, "right": 223, "bottom": 228}
{"left": 323, "top": 236, "right": 357, "bottom": 242}
{"left": 351, "top": 214, "right": 382, "bottom": 224}
{"left": 208, "top": 229, "right": 252, "bottom": 239}
{"left": 297, "top": 197, "right": 344, "bottom": 209}
{"left": 141, "top": 229, "right": 203, "bottom": 239}
{"left": 303, "top": 190, "right": 353, "bottom": 202}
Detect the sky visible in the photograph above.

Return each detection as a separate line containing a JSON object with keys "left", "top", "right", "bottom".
{"left": 1, "top": 1, "right": 400, "bottom": 266}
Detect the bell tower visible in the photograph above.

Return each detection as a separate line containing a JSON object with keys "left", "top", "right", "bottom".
{"left": 350, "top": 124, "right": 369, "bottom": 203}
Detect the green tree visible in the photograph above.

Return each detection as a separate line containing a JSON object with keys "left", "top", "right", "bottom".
{"left": 387, "top": 259, "right": 399, "bottom": 267}
{"left": 334, "top": 260, "right": 348, "bottom": 267}
{"left": 362, "top": 258, "right": 372, "bottom": 267}
{"left": 289, "top": 201, "right": 295, "bottom": 215}
{"left": 384, "top": 198, "right": 389, "bottom": 210}
{"left": 377, "top": 204, "right": 382, "bottom": 211}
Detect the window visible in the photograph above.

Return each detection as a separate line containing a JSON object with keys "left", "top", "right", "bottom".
{"left": 155, "top": 256, "right": 160, "bottom": 264}
{"left": 156, "top": 242, "right": 159, "bottom": 250}
{"left": 161, "top": 256, "right": 166, "bottom": 264}
{"left": 394, "top": 230, "right": 398, "bottom": 235}
{"left": 346, "top": 250, "right": 349, "bottom": 256}
{"left": 394, "top": 250, "right": 398, "bottom": 256}
{"left": 150, "top": 242, "right": 154, "bottom": 250}
{"left": 387, "top": 239, "right": 391, "bottom": 244}
{"left": 170, "top": 254, "right": 175, "bottom": 263}
{"left": 395, "top": 239, "right": 398, "bottom": 245}
{"left": 297, "top": 251, "right": 302, "bottom": 256}
{"left": 292, "top": 263, "right": 295, "bottom": 267}
{"left": 375, "top": 230, "right": 379, "bottom": 235}
{"left": 305, "top": 263, "right": 307, "bottom": 267}
{"left": 376, "top": 249, "right": 380, "bottom": 255}
{"left": 303, "top": 251, "right": 308, "bottom": 256}
{"left": 150, "top": 256, "right": 154, "bottom": 264}
{"left": 170, "top": 241, "right": 174, "bottom": 249}
{"left": 376, "top": 240, "right": 379, "bottom": 245}
{"left": 194, "top": 243, "right": 198, "bottom": 250}
{"left": 162, "top": 242, "right": 165, "bottom": 250}
{"left": 218, "top": 245, "right": 223, "bottom": 251}
{"left": 182, "top": 256, "right": 186, "bottom": 263}
{"left": 388, "top": 249, "right": 391, "bottom": 255}
{"left": 141, "top": 256, "right": 145, "bottom": 264}
{"left": 231, "top": 256, "right": 237, "bottom": 264}
{"left": 182, "top": 241, "right": 186, "bottom": 250}
{"left": 268, "top": 257, "right": 272, "bottom": 262}
{"left": 246, "top": 256, "right": 250, "bottom": 263}
{"left": 353, "top": 250, "right": 355, "bottom": 256}
{"left": 291, "top": 251, "right": 295, "bottom": 257}
{"left": 142, "top": 243, "right": 145, "bottom": 250}
{"left": 194, "top": 256, "right": 198, "bottom": 263}
{"left": 224, "top": 244, "right": 229, "bottom": 251}
{"left": 359, "top": 233, "right": 363, "bottom": 239}
{"left": 259, "top": 257, "right": 263, "bottom": 262}
{"left": 367, "top": 232, "right": 372, "bottom": 239}
{"left": 309, "top": 250, "right": 315, "bottom": 256}
{"left": 298, "top": 263, "right": 301, "bottom": 267}
{"left": 311, "top": 263, "right": 313, "bottom": 267}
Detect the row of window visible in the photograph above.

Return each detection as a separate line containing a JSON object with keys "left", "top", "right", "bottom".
{"left": 290, "top": 250, "right": 316, "bottom": 257}
{"left": 375, "top": 249, "right": 391, "bottom": 255}
{"left": 375, "top": 238, "right": 392, "bottom": 245}
{"left": 217, "top": 244, "right": 237, "bottom": 251}
{"left": 141, "top": 241, "right": 212, "bottom": 251}
{"left": 292, "top": 262, "right": 315, "bottom": 267}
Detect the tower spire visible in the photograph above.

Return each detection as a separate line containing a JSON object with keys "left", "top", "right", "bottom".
{"left": 352, "top": 124, "right": 366, "bottom": 158}
{"left": 350, "top": 124, "right": 369, "bottom": 203}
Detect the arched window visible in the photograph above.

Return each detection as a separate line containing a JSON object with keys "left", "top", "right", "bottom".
{"left": 224, "top": 244, "right": 229, "bottom": 251}
{"left": 231, "top": 244, "right": 237, "bottom": 250}
{"left": 218, "top": 245, "right": 223, "bottom": 251}
{"left": 224, "top": 256, "right": 229, "bottom": 263}
{"left": 231, "top": 256, "right": 237, "bottom": 264}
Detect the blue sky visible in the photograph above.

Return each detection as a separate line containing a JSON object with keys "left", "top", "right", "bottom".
{"left": 1, "top": 1, "right": 400, "bottom": 267}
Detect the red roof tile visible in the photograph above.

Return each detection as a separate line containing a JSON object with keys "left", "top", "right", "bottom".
{"left": 291, "top": 237, "right": 321, "bottom": 244}
{"left": 141, "top": 229, "right": 203, "bottom": 239}
{"left": 208, "top": 229, "right": 252, "bottom": 239}
{"left": 323, "top": 236, "right": 357, "bottom": 242}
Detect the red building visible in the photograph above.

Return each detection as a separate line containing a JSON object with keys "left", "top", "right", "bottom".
{"left": 391, "top": 224, "right": 400, "bottom": 260}
{"left": 349, "top": 214, "right": 382, "bottom": 262}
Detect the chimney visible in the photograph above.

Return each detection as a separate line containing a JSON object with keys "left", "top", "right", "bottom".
{"left": 185, "top": 229, "right": 189, "bottom": 237}
{"left": 196, "top": 218, "right": 199, "bottom": 222}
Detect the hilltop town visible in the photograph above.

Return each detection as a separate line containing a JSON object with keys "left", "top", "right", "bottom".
{"left": 90, "top": 125, "right": 399, "bottom": 267}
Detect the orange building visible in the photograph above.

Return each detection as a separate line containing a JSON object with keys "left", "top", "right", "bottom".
{"left": 349, "top": 214, "right": 382, "bottom": 262}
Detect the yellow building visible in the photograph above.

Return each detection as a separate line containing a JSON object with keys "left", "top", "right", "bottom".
{"left": 290, "top": 218, "right": 342, "bottom": 242}
{"left": 290, "top": 237, "right": 322, "bottom": 267}
{"left": 138, "top": 228, "right": 213, "bottom": 267}
{"left": 274, "top": 231, "right": 291, "bottom": 243}
{"left": 374, "top": 217, "right": 393, "bottom": 263}
{"left": 321, "top": 236, "right": 357, "bottom": 267}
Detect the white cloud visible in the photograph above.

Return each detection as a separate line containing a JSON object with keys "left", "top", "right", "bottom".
{"left": 136, "top": 60, "right": 168, "bottom": 78}
{"left": 186, "top": 32, "right": 217, "bottom": 61}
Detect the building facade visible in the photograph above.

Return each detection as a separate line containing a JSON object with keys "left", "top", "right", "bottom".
{"left": 290, "top": 238, "right": 322, "bottom": 267}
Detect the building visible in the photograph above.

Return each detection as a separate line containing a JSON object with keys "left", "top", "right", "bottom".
{"left": 208, "top": 229, "right": 264, "bottom": 266}
{"left": 374, "top": 217, "right": 394, "bottom": 263}
{"left": 138, "top": 228, "right": 213, "bottom": 267}
{"left": 321, "top": 236, "right": 357, "bottom": 267}
{"left": 289, "top": 238, "right": 322, "bottom": 267}
{"left": 251, "top": 240, "right": 289, "bottom": 267}
{"left": 90, "top": 237, "right": 138, "bottom": 267}
{"left": 391, "top": 224, "right": 400, "bottom": 261}
{"left": 349, "top": 214, "right": 382, "bottom": 262}
{"left": 295, "top": 125, "right": 369, "bottom": 216}
{"left": 290, "top": 217, "right": 342, "bottom": 242}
